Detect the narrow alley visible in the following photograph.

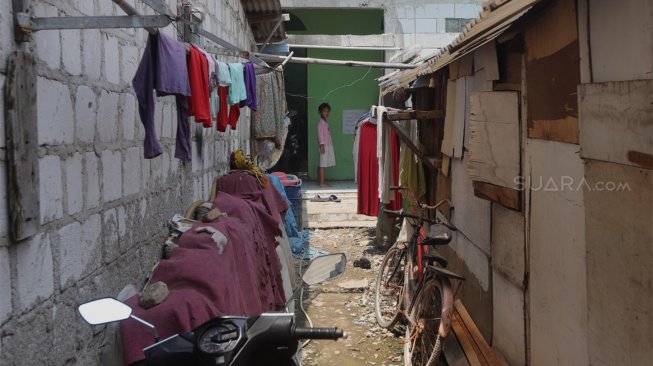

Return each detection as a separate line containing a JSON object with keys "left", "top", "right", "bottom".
{"left": 0, "top": 0, "right": 651, "bottom": 366}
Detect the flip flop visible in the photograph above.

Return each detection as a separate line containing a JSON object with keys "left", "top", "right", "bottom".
{"left": 310, "top": 194, "right": 331, "bottom": 202}
{"left": 329, "top": 195, "right": 341, "bottom": 202}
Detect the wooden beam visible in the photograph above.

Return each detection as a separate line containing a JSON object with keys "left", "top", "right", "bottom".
{"left": 383, "top": 117, "right": 441, "bottom": 171}
{"left": 454, "top": 300, "right": 503, "bottom": 366}
{"left": 5, "top": 51, "right": 40, "bottom": 241}
{"left": 386, "top": 109, "right": 444, "bottom": 121}
{"left": 472, "top": 181, "right": 521, "bottom": 211}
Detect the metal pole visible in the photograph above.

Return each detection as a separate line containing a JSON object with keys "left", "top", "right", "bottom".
{"left": 254, "top": 53, "right": 416, "bottom": 70}
{"left": 258, "top": 16, "right": 284, "bottom": 51}
{"left": 112, "top": 0, "right": 158, "bottom": 35}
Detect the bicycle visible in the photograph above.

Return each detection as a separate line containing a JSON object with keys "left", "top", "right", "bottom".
{"left": 374, "top": 187, "right": 464, "bottom": 366}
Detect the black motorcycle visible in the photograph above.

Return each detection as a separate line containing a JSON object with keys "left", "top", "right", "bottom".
{"left": 78, "top": 254, "right": 348, "bottom": 366}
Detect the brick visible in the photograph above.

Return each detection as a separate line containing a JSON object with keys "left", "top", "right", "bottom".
{"left": 455, "top": 3, "right": 482, "bottom": 19}
{"left": 98, "top": 0, "right": 116, "bottom": 15}
{"left": 104, "top": 35, "right": 120, "bottom": 84}
{"left": 16, "top": 234, "right": 54, "bottom": 311}
{"left": 61, "top": 30, "right": 82, "bottom": 76}
{"left": 74, "top": 85, "right": 96, "bottom": 143}
{"left": 77, "top": 0, "right": 95, "bottom": 16}
{"left": 0, "top": 74, "right": 5, "bottom": 148}
{"left": 37, "top": 77, "right": 74, "bottom": 145}
{"left": 141, "top": 156, "right": 151, "bottom": 191}
{"left": 63, "top": 153, "right": 84, "bottom": 215}
{"left": 0, "top": 247, "right": 11, "bottom": 323}
{"left": 85, "top": 152, "right": 100, "bottom": 209}
{"left": 161, "top": 103, "right": 173, "bottom": 138}
{"left": 397, "top": 18, "right": 415, "bottom": 34}
{"left": 415, "top": 4, "right": 455, "bottom": 19}
{"left": 57, "top": 221, "right": 81, "bottom": 287}
{"left": 416, "top": 18, "right": 438, "bottom": 33}
{"left": 120, "top": 93, "right": 136, "bottom": 141}
{"left": 102, "top": 150, "right": 122, "bottom": 202}
{"left": 102, "top": 208, "right": 121, "bottom": 262}
{"left": 123, "top": 147, "right": 141, "bottom": 196}
{"left": 39, "top": 155, "right": 63, "bottom": 224}
{"left": 436, "top": 18, "right": 446, "bottom": 33}
{"left": 0, "top": 1, "right": 13, "bottom": 71}
{"left": 0, "top": 161, "right": 6, "bottom": 237}
{"left": 32, "top": 3, "right": 61, "bottom": 69}
{"left": 121, "top": 44, "right": 139, "bottom": 84}
{"left": 97, "top": 90, "right": 119, "bottom": 142}
{"left": 82, "top": 29, "right": 102, "bottom": 80}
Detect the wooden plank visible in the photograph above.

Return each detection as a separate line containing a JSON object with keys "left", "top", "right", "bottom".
{"left": 579, "top": 80, "right": 653, "bottom": 169}
{"left": 451, "top": 77, "right": 467, "bottom": 159}
{"left": 444, "top": 327, "right": 472, "bottom": 366}
{"left": 383, "top": 117, "right": 441, "bottom": 171}
{"left": 386, "top": 109, "right": 444, "bottom": 121}
{"left": 452, "top": 312, "right": 484, "bottom": 366}
{"left": 467, "top": 91, "right": 520, "bottom": 188}
{"left": 5, "top": 51, "right": 40, "bottom": 241}
{"left": 473, "top": 41, "right": 500, "bottom": 81}
{"left": 458, "top": 54, "right": 474, "bottom": 77}
{"left": 455, "top": 300, "right": 502, "bottom": 366}
{"left": 473, "top": 181, "right": 521, "bottom": 211}
{"left": 441, "top": 79, "right": 457, "bottom": 158}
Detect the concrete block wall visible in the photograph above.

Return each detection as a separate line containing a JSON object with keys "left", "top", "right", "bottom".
{"left": 0, "top": 0, "right": 256, "bottom": 364}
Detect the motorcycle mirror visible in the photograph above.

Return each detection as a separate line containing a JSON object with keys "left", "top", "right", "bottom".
{"left": 302, "top": 254, "right": 347, "bottom": 285}
{"left": 78, "top": 298, "right": 133, "bottom": 325}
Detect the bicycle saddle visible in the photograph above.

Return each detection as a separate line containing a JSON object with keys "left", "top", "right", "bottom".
{"left": 423, "top": 225, "right": 452, "bottom": 245}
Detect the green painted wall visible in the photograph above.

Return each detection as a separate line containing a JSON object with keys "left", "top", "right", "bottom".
{"left": 307, "top": 49, "right": 382, "bottom": 180}
{"left": 287, "top": 8, "right": 383, "bottom": 180}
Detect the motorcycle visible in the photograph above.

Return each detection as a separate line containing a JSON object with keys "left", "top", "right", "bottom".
{"left": 78, "top": 254, "right": 348, "bottom": 366}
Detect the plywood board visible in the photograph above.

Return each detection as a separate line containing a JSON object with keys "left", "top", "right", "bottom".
{"left": 451, "top": 77, "right": 468, "bottom": 159}
{"left": 584, "top": 160, "right": 652, "bottom": 366}
{"left": 527, "top": 139, "right": 589, "bottom": 366}
{"left": 579, "top": 80, "right": 653, "bottom": 169}
{"left": 467, "top": 91, "right": 520, "bottom": 188}
{"left": 451, "top": 159, "right": 491, "bottom": 256}
{"left": 474, "top": 41, "right": 500, "bottom": 81}
{"left": 589, "top": 0, "right": 653, "bottom": 83}
{"left": 524, "top": 0, "right": 580, "bottom": 143}
{"left": 492, "top": 270, "right": 526, "bottom": 366}
{"left": 491, "top": 204, "right": 525, "bottom": 288}
{"left": 473, "top": 181, "right": 520, "bottom": 211}
{"left": 441, "top": 80, "right": 457, "bottom": 157}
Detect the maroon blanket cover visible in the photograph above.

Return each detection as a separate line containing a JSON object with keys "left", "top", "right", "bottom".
{"left": 121, "top": 172, "right": 288, "bottom": 365}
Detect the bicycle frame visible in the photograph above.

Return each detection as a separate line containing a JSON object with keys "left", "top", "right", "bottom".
{"left": 402, "top": 217, "right": 456, "bottom": 339}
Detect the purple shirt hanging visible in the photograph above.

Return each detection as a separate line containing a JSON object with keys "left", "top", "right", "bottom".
{"left": 132, "top": 32, "right": 193, "bottom": 161}
{"left": 240, "top": 61, "right": 257, "bottom": 111}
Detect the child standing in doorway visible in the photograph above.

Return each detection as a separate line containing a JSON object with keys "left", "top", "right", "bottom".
{"left": 317, "top": 103, "right": 336, "bottom": 187}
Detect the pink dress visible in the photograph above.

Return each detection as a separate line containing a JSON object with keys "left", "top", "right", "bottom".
{"left": 317, "top": 118, "right": 336, "bottom": 167}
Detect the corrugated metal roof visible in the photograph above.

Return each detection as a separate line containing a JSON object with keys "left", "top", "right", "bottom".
{"left": 380, "top": 0, "right": 543, "bottom": 94}
{"left": 241, "top": 0, "right": 287, "bottom": 44}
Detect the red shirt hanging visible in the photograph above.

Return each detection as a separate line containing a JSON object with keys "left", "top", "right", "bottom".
{"left": 186, "top": 45, "right": 211, "bottom": 127}
{"left": 357, "top": 121, "right": 379, "bottom": 216}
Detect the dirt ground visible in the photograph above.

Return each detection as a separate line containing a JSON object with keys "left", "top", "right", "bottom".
{"left": 295, "top": 228, "right": 404, "bottom": 365}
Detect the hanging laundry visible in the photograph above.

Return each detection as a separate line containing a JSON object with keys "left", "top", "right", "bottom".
{"left": 357, "top": 121, "right": 379, "bottom": 216}
{"left": 210, "top": 88, "right": 219, "bottom": 121}
{"left": 252, "top": 72, "right": 278, "bottom": 139}
{"left": 228, "top": 104, "right": 240, "bottom": 130}
{"left": 187, "top": 45, "right": 211, "bottom": 128}
{"left": 387, "top": 128, "right": 402, "bottom": 211}
{"left": 216, "top": 86, "right": 229, "bottom": 132}
{"left": 240, "top": 62, "right": 257, "bottom": 111}
{"left": 216, "top": 60, "right": 232, "bottom": 87}
{"left": 399, "top": 121, "right": 426, "bottom": 212}
{"left": 228, "top": 63, "right": 247, "bottom": 105}
{"left": 132, "top": 32, "right": 191, "bottom": 160}
{"left": 374, "top": 105, "right": 393, "bottom": 204}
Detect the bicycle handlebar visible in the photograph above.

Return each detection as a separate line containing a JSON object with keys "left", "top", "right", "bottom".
{"left": 292, "top": 327, "right": 347, "bottom": 340}
{"left": 383, "top": 209, "right": 457, "bottom": 231}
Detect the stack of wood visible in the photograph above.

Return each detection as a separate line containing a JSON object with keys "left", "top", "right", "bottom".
{"left": 443, "top": 300, "right": 507, "bottom": 366}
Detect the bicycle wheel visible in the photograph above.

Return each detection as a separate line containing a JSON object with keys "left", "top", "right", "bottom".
{"left": 374, "top": 245, "right": 406, "bottom": 329}
{"left": 404, "top": 280, "right": 444, "bottom": 366}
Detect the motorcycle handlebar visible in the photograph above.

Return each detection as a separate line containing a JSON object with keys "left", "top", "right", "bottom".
{"left": 292, "top": 327, "right": 347, "bottom": 340}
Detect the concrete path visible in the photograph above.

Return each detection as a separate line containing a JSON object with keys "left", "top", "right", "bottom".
{"left": 301, "top": 181, "right": 377, "bottom": 229}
